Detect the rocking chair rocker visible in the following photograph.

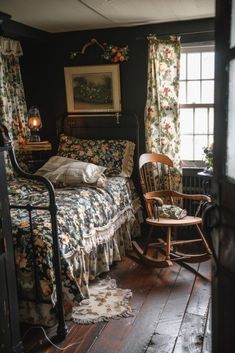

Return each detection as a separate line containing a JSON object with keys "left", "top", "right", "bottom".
{"left": 132, "top": 153, "right": 212, "bottom": 270}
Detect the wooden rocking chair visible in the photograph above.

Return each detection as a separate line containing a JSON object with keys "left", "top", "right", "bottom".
{"left": 132, "top": 153, "right": 212, "bottom": 270}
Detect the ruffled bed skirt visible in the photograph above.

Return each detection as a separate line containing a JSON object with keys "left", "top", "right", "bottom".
{"left": 18, "top": 216, "right": 140, "bottom": 327}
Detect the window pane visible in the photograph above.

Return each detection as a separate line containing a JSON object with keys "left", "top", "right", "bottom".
{"left": 180, "top": 53, "right": 186, "bottom": 80}
{"left": 202, "top": 52, "right": 215, "bottom": 79}
{"left": 180, "top": 108, "right": 193, "bottom": 134}
{"left": 187, "top": 53, "right": 200, "bottom": 79}
{"left": 181, "top": 136, "right": 194, "bottom": 160}
{"left": 179, "top": 81, "right": 186, "bottom": 103}
{"left": 195, "top": 135, "right": 208, "bottom": 160}
{"left": 201, "top": 80, "right": 214, "bottom": 103}
{"left": 227, "top": 59, "right": 235, "bottom": 178}
{"left": 179, "top": 48, "right": 215, "bottom": 162}
{"left": 209, "top": 108, "right": 214, "bottom": 134}
{"left": 209, "top": 135, "right": 214, "bottom": 146}
{"left": 187, "top": 81, "right": 200, "bottom": 103}
{"left": 195, "top": 108, "right": 208, "bottom": 134}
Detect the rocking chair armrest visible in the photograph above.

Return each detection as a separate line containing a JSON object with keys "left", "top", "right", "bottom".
{"left": 144, "top": 195, "right": 164, "bottom": 206}
{"left": 144, "top": 196, "right": 163, "bottom": 220}
{"left": 171, "top": 191, "right": 211, "bottom": 203}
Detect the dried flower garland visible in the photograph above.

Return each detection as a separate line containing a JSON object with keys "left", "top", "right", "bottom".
{"left": 102, "top": 43, "right": 129, "bottom": 63}
{"left": 70, "top": 38, "right": 129, "bottom": 63}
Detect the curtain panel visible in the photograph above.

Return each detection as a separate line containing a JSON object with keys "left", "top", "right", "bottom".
{"left": 144, "top": 35, "right": 182, "bottom": 192}
{"left": 0, "top": 37, "right": 30, "bottom": 175}
{"left": 0, "top": 36, "right": 29, "bottom": 143}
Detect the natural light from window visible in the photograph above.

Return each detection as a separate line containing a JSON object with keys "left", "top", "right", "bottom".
{"left": 179, "top": 48, "right": 215, "bottom": 162}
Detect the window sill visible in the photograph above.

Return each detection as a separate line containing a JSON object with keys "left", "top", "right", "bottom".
{"left": 182, "top": 160, "right": 205, "bottom": 169}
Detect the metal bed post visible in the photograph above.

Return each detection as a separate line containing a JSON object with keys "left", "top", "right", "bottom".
{"left": 0, "top": 124, "right": 68, "bottom": 340}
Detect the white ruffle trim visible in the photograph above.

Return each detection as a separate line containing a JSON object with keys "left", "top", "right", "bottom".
{"left": 81, "top": 207, "right": 135, "bottom": 253}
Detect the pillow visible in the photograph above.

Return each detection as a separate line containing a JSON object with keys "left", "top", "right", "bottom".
{"left": 35, "top": 156, "right": 106, "bottom": 186}
{"left": 57, "top": 134, "right": 135, "bottom": 177}
{"left": 157, "top": 205, "right": 187, "bottom": 220}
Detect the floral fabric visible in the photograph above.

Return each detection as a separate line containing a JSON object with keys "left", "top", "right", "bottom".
{"left": 57, "top": 134, "right": 135, "bottom": 177}
{"left": 8, "top": 176, "right": 141, "bottom": 326}
{"left": 0, "top": 37, "right": 30, "bottom": 176}
{"left": 144, "top": 35, "right": 182, "bottom": 192}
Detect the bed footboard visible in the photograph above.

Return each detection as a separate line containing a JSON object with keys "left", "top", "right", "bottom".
{"left": 0, "top": 124, "right": 68, "bottom": 339}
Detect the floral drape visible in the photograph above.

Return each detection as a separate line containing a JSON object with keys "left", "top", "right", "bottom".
{"left": 0, "top": 36, "right": 30, "bottom": 174}
{"left": 144, "top": 35, "right": 182, "bottom": 192}
{"left": 0, "top": 36, "right": 29, "bottom": 142}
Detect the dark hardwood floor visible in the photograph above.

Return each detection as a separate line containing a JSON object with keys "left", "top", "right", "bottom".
{"left": 21, "top": 257, "right": 211, "bottom": 353}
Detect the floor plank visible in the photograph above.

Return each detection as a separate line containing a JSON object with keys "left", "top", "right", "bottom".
{"left": 202, "top": 301, "right": 212, "bottom": 353}
{"left": 21, "top": 257, "right": 211, "bottom": 353}
{"left": 186, "top": 261, "right": 211, "bottom": 317}
{"left": 88, "top": 256, "right": 177, "bottom": 353}
{"left": 173, "top": 312, "right": 206, "bottom": 353}
{"left": 118, "top": 265, "right": 180, "bottom": 353}
{"left": 145, "top": 265, "right": 199, "bottom": 353}
{"left": 172, "top": 261, "right": 211, "bottom": 353}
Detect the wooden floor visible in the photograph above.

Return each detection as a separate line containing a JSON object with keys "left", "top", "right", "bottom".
{"left": 21, "top": 257, "right": 211, "bottom": 353}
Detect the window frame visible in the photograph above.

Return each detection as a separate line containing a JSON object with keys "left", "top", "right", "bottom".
{"left": 180, "top": 43, "right": 215, "bottom": 167}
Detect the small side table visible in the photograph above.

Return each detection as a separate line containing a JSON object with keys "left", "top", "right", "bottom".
{"left": 19, "top": 141, "right": 52, "bottom": 172}
{"left": 197, "top": 171, "right": 213, "bottom": 196}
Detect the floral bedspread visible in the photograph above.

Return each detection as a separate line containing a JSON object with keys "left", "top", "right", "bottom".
{"left": 8, "top": 176, "right": 141, "bottom": 325}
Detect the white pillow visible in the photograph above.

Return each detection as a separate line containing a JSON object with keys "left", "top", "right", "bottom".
{"left": 35, "top": 156, "right": 106, "bottom": 186}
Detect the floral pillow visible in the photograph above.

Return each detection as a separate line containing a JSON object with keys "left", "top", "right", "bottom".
{"left": 57, "top": 134, "right": 135, "bottom": 177}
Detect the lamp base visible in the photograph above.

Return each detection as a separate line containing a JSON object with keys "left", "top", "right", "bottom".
{"left": 29, "top": 134, "right": 41, "bottom": 142}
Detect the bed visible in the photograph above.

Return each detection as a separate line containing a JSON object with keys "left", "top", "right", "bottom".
{"left": 4, "top": 113, "right": 142, "bottom": 338}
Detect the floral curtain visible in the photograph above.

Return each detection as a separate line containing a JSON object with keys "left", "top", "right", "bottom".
{"left": 0, "top": 36, "right": 29, "bottom": 142}
{"left": 0, "top": 36, "right": 30, "bottom": 175}
{"left": 144, "top": 35, "right": 182, "bottom": 193}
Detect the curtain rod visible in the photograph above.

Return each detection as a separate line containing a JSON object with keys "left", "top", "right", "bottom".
{"left": 181, "top": 42, "right": 215, "bottom": 49}
{"left": 136, "top": 29, "right": 214, "bottom": 41}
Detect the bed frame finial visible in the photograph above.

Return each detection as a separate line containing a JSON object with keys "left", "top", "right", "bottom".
{"left": 116, "top": 112, "right": 120, "bottom": 124}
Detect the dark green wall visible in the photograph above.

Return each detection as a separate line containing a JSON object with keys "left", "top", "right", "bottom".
{"left": 2, "top": 17, "right": 215, "bottom": 152}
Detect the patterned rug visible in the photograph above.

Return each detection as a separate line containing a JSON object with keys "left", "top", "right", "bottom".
{"left": 72, "top": 277, "right": 133, "bottom": 324}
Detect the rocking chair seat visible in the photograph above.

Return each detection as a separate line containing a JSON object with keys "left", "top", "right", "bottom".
{"left": 131, "top": 152, "right": 212, "bottom": 272}
{"left": 146, "top": 215, "right": 202, "bottom": 227}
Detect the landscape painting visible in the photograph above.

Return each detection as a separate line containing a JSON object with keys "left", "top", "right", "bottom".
{"left": 64, "top": 65, "right": 121, "bottom": 113}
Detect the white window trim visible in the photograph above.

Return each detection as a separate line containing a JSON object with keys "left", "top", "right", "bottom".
{"left": 180, "top": 43, "right": 215, "bottom": 167}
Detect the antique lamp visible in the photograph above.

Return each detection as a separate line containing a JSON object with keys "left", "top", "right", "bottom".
{"left": 28, "top": 106, "right": 42, "bottom": 142}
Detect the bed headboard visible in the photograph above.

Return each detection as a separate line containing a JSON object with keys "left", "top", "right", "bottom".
{"left": 61, "top": 112, "right": 140, "bottom": 188}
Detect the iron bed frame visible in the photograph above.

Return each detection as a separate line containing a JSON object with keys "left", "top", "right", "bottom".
{"left": 0, "top": 111, "right": 140, "bottom": 341}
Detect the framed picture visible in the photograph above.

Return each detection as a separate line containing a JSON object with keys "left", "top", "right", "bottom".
{"left": 64, "top": 64, "right": 121, "bottom": 113}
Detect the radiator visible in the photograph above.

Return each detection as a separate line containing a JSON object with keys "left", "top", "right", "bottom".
{"left": 182, "top": 168, "right": 205, "bottom": 215}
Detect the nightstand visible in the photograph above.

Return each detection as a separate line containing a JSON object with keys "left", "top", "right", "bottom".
{"left": 19, "top": 141, "right": 52, "bottom": 172}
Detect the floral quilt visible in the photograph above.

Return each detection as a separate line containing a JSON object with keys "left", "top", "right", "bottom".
{"left": 8, "top": 176, "right": 141, "bottom": 326}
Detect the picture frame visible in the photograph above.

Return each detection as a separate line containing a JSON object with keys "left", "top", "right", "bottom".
{"left": 64, "top": 64, "right": 121, "bottom": 113}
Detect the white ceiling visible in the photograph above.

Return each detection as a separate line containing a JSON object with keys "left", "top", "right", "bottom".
{"left": 0, "top": 0, "right": 215, "bottom": 33}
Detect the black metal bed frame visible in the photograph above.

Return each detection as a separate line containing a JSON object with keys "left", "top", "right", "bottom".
{"left": 0, "top": 112, "right": 140, "bottom": 341}
{"left": 0, "top": 124, "right": 68, "bottom": 339}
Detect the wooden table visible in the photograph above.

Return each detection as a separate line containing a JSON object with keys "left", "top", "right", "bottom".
{"left": 18, "top": 141, "right": 52, "bottom": 172}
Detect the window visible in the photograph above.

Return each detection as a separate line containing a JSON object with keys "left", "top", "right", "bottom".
{"left": 179, "top": 46, "right": 215, "bottom": 163}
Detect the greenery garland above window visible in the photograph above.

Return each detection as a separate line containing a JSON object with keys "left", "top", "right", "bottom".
{"left": 70, "top": 38, "right": 129, "bottom": 63}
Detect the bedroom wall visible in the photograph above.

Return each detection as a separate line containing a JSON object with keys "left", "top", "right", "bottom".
{"left": 2, "top": 17, "right": 215, "bottom": 153}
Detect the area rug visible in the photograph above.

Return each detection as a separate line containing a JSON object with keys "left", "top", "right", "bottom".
{"left": 72, "top": 277, "right": 133, "bottom": 324}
